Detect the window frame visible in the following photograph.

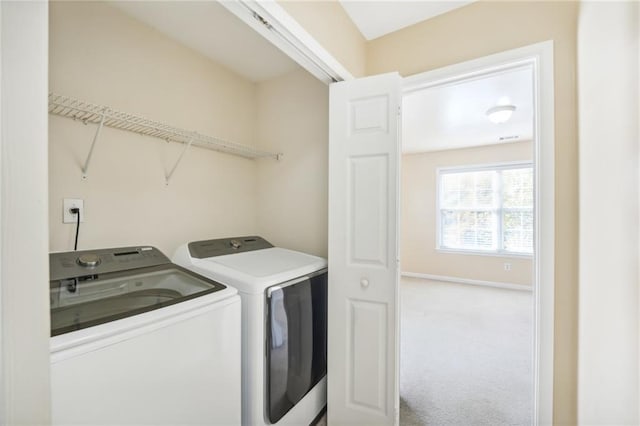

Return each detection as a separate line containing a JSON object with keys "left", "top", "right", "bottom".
{"left": 436, "top": 160, "right": 534, "bottom": 258}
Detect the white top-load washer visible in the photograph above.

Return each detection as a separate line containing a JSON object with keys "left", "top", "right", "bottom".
{"left": 49, "top": 246, "right": 241, "bottom": 425}
{"left": 173, "top": 236, "right": 328, "bottom": 426}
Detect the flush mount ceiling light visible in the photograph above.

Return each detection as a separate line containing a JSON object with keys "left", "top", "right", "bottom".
{"left": 486, "top": 105, "right": 516, "bottom": 124}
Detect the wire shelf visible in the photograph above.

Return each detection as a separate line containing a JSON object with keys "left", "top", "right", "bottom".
{"left": 48, "top": 93, "right": 281, "bottom": 160}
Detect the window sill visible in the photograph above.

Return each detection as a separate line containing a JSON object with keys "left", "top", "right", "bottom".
{"left": 435, "top": 248, "right": 534, "bottom": 259}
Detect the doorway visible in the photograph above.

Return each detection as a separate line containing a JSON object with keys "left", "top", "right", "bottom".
{"left": 400, "top": 65, "right": 535, "bottom": 425}
{"left": 397, "top": 42, "right": 554, "bottom": 425}
{"left": 326, "top": 42, "right": 554, "bottom": 424}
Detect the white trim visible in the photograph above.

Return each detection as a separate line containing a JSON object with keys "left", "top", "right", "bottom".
{"left": 404, "top": 54, "right": 535, "bottom": 94}
{"left": 403, "top": 40, "right": 555, "bottom": 426}
{"left": 402, "top": 272, "right": 532, "bottom": 292}
{"left": 435, "top": 248, "right": 533, "bottom": 259}
{"left": 0, "top": 2, "right": 4, "bottom": 423}
{"left": 532, "top": 41, "right": 555, "bottom": 426}
{"left": 438, "top": 159, "right": 533, "bottom": 174}
{"left": 577, "top": 3, "right": 639, "bottom": 422}
{"left": 220, "top": 0, "right": 354, "bottom": 84}
{"left": 0, "top": 1, "right": 51, "bottom": 423}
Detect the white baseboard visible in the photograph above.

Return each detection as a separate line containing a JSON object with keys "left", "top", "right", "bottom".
{"left": 401, "top": 272, "right": 532, "bottom": 292}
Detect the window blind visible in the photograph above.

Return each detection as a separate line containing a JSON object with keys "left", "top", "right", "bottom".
{"left": 438, "top": 164, "right": 533, "bottom": 255}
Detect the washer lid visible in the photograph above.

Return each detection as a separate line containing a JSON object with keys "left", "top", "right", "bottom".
{"left": 49, "top": 263, "right": 234, "bottom": 336}
{"left": 193, "top": 247, "right": 327, "bottom": 293}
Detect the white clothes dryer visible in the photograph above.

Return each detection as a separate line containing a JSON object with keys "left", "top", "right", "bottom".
{"left": 173, "top": 236, "right": 328, "bottom": 426}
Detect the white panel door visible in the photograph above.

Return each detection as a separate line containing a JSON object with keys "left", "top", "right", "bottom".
{"left": 328, "top": 72, "right": 401, "bottom": 425}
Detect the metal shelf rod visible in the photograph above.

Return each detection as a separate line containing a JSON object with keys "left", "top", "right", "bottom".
{"left": 48, "top": 93, "right": 282, "bottom": 180}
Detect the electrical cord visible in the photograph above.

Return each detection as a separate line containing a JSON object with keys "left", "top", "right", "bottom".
{"left": 70, "top": 207, "right": 80, "bottom": 251}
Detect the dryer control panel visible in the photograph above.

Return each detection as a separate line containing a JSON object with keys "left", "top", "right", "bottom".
{"left": 188, "top": 236, "right": 273, "bottom": 258}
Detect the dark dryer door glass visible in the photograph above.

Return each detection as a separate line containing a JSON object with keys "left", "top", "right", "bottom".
{"left": 266, "top": 270, "right": 327, "bottom": 423}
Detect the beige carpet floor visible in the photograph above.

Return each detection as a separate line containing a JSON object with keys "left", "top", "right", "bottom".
{"left": 400, "top": 277, "right": 533, "bottom": 426}
{"left": 314, "top": 278, "right": 532, "bottom": 426}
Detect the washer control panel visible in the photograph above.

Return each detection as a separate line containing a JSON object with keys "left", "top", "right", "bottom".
{"left": 188, "top": 236, "right": 273, "bottom": 259}
{"left": 50, "top": 246, "right": 169, "bottom": 281}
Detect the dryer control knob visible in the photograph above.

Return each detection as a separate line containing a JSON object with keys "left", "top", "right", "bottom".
{"left": 77, "top": 253, "right": 101, "bottom": 268}
{"left": 230, "top": 240, "right": 242, "bottom": 249}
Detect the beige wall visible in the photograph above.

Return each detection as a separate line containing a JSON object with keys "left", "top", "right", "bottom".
{"left": 366, "top": 2, "right": 579, "bottom": 423}
{"left": 278, "top": 0, "right": 366, "bottom": 78}
{"left": 49, "top": 1, "right": 260, "bottom": 256}
{"left": 255, "top": 69, "right": 329, "bottom": 257}
{"left": 403, "top": 141, "right": 533, "bottom": 286}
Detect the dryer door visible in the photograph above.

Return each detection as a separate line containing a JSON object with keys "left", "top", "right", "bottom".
{"left": 266, "top": 269, "right": 327, "bottom": 423}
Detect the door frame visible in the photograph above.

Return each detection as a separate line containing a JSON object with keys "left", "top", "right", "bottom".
{"left": 402, "top": 41, "right": 555, "bottom": 426}
{"left": 0, "top": 1, "right": 51, "bottom": 424}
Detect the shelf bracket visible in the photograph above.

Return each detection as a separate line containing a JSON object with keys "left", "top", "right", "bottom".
{"left": 165, "top": 135, "right": 195, "bottom": 186}
{"left": 81, "top": 109, "right": 107, "bottom": 180}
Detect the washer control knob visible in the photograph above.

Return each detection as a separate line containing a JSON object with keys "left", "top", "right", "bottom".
{"left": 77, "top": 253, "right": 101, "bottom": 268}
{"left": 230, "top": 240, "right": 242, "bottom": 250}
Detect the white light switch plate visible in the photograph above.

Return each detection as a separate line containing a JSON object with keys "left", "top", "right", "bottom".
{"left": 63, "top": 198, "right": 84, "bottom": 223}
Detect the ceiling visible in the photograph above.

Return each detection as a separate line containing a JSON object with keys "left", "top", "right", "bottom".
{"left": 339, "top": 1, "right": 476, "bottom": 40}
{"left": 112, "top": 1, "right": 530, "bottom": 154}
{"left": 112, "top": 1, "right": 300, "bottom": 82}
{"left": 402, "top": 67, "right": 534, "bottom": 153}
{"left": 112, "top": 1, "right": 480, "bottom": 82}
